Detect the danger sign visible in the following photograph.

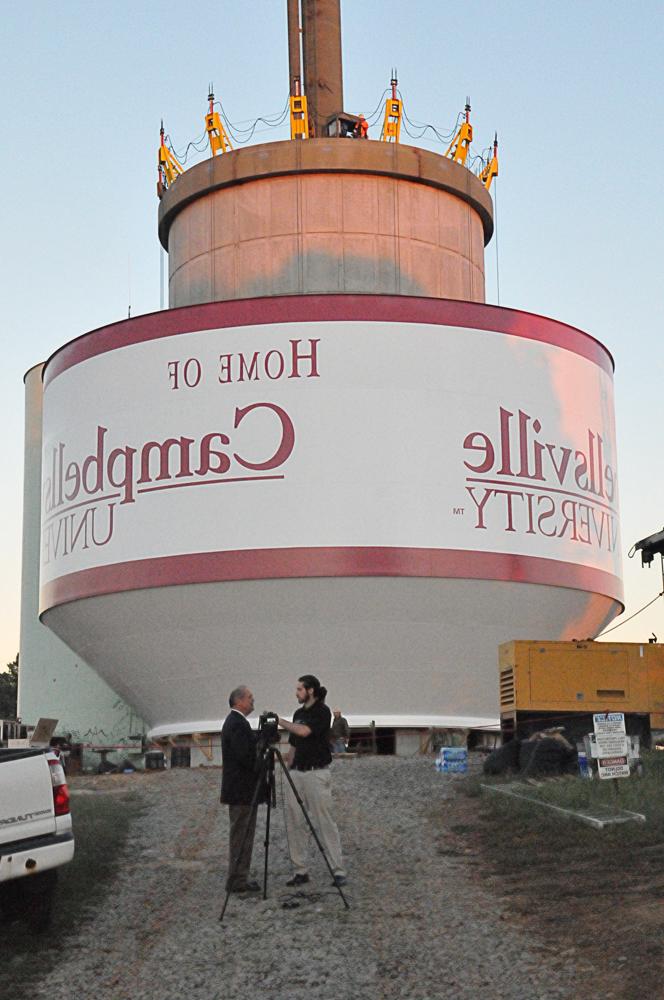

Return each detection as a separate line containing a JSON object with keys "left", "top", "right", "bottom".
{"left": 594, "top": 713, "right": 630, "bottom": 780}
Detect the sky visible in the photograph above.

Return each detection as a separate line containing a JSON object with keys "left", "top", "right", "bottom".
{"left": 1, "top": 0, "right": 663, "bottom": 672}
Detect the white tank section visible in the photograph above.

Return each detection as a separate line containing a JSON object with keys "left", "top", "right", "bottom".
{"left": 37, "top": 295, "right": 622, "bottom": 736}
{"left": 19, "top": 365, "right": 145, "bottom": 749}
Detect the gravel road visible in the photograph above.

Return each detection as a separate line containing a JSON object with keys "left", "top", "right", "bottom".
{"left": 28, "top": 757, "right": 594, "bottom": 1000}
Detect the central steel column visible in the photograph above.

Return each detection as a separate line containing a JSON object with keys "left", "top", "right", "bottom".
{"left": 300, "top": 0, "right": 344, "bottom": 136}
{"left": 287, "top": 0, "right": 302, "bottom": 92}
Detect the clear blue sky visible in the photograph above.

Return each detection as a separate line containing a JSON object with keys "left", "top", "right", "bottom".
{"left": 2, "top": 0, "right": 663, "bottom": 670}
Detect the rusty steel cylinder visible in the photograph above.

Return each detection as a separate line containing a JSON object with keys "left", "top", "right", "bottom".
{"left": 301, "top": 0, "right": 344, "bottom": 135}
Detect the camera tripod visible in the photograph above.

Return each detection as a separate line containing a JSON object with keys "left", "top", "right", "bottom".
{"left": 219, "top": 743, "right": 350, "bottom": 921}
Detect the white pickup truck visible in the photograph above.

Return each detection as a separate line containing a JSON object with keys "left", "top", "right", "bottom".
{"left": 0, "top": 746, "right": 74, "bottom": 930}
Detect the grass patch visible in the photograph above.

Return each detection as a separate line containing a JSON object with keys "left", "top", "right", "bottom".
{"left": 0, "top": 789, "right": 144, "bottom": 993}
{"left": 445, "top": 754, "right": 664, "bottom": 998}
{"left": 479, "top": 751, "right": 664, "bottom": 848}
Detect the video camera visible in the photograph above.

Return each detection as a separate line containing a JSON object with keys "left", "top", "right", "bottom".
{"left": 257, "top": 711, "right": 280, "bottom": 748}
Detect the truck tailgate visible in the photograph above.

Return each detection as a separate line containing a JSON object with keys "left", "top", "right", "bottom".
{"left": 0, "top": 751, "right": 55, "bottom": 845}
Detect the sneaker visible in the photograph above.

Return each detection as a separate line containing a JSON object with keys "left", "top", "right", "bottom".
{"left": 331, "top": 874, "right": 347, "bottom": 888}
{"left": 285, "top": 873, "right": 310, "bottom": 887}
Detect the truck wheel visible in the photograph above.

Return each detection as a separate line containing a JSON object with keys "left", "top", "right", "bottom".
{"left": 0, "top": 880, "right": 21, "bottom": 923}
{"left": 25, "top": 869, "right": 58, "bottom": 933}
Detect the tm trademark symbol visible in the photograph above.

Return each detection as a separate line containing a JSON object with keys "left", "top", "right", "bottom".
{"left": 453, "top": 506, "right": 464, "bottom": 516}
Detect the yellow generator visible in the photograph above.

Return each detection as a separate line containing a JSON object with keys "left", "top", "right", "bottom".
{"left": 499, "top": 640, "right": 664, "bottom": 746}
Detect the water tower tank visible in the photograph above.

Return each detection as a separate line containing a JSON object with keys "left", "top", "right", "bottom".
{"left": 35, "top": 4, "right": 622, "bottom": 736}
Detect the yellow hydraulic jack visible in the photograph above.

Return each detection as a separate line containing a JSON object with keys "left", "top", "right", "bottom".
{"left": 446, "top": 99, "right": 473, "bottom": 166}
{"left": 205, "top": 87, "right": 233, "bottom": 155}
{"left": 157, "top": 121, "right": 183, "bottom": 197}
{"left": 479, "top": 133, "right": 499, "bottom": 191}
{"left": 381, "top": 71, "right": 402, "bottom": 143}
{"left": 290, "top": 76, "right": 309, "bottom": 139}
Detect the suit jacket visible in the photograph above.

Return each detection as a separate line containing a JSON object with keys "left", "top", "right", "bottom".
{"left": 220, "top": 710, "right": 258, "bottom": 805}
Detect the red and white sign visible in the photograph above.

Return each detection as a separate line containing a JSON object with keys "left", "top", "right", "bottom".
{"left": 39, "top": 296, "right": 622, "bottom": 612}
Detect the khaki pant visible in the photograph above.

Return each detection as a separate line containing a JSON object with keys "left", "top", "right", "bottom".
{"left": 284, "top": 767, "right": 345, "bottom": 877}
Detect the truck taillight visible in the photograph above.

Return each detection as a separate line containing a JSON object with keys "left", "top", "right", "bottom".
{"left": 53, "top": 783, "right": 70, "bottom": 815}
{"left": 48, "top": 757, "right": 71, "bottom": 816}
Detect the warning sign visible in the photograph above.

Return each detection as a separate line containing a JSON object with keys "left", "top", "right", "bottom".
{"left": 594, "top": 713, "right": 630, "bottom": 780}
{"left": 597, "top": 755, "right": 630, "bottom": 779}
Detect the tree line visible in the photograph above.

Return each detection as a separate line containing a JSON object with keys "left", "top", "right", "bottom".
{"left": 0, "top": 655, "right": 18, "bottom": 718}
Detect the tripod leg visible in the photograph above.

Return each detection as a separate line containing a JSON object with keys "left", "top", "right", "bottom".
{"left": 263, "top": 749, "right": 279, "bottom": 899}
{"left": 275, "top": 749, "right": 350, "bottom": 910}
{"left": 262, "top": 777, "right": 272, "bottom": 900}
{"left": 219, "top": 752, "right": 267, "bottom": 923}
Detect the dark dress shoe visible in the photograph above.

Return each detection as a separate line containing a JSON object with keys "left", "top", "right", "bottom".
{"left": 331, "top": 874, "right": 347, "bottom": 888}
{"left": 227, "top": 880, "right": 260, "bottom": 894}
{"left": 285, "top": 873, "right": 310, "bottom": 886}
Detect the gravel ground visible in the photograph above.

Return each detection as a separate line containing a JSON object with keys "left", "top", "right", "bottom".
{"left": 27, "top": 756, "right": 594, "bottom": 1000}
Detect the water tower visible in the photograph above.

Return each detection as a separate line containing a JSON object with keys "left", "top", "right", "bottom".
{"left": 22, "top": 0, "right": 622, "bottom": 742}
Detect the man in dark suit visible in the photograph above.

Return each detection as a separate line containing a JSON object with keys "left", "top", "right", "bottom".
{"left": 220, "top": 685, "right": 261, "bottom": 893}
